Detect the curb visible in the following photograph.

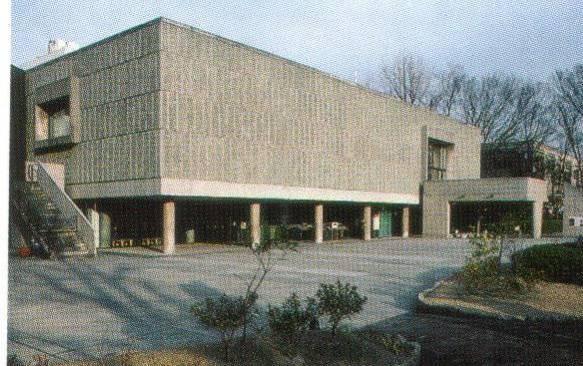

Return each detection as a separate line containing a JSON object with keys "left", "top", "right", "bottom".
{"left": 416, "top": 280, "right": 583, "bottom": 325}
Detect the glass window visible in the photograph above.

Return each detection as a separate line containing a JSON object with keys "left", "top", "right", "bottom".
{"left": 49, "top": 108, "right": 71, "bottom": 137}
{"left": 428, "top": 141, "right": 448, "bottom": 181}
{"left": 36, "top": 97, "right": 70, "bottom": 141}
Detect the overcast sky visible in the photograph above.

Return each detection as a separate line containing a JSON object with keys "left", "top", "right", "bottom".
{"left": 11, "top": 0, "right": 583, "bottom": 82}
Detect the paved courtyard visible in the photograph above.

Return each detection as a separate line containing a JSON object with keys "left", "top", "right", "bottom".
{"left": 7, "top": 237, "right": 557, "bottom": 363}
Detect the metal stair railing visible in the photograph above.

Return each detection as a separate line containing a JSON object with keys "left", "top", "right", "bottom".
{"left": 33, "top": 161, "right": 96, "bottom": 255}
{"left": 10, "top": 194, "right": 53, "bottom": 257}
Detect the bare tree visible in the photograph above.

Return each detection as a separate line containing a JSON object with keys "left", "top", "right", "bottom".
{"left": 460, "top": 74, "right": 518, "bottom": 144}
{"left": 379, "top": 54, "right": 432, "bottom": 106}
{"left": 431, "top": 64, "right": 466, "bottom": 116}
{"left": 553, "top": 65, "right": 583, "bottom": 186}
{"left": 512, "top": 81, "right": 555, "bottom": 147}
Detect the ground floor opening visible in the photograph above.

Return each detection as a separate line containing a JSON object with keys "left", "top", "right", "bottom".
{"left": 77, "top": 198, "right": 416, "bottom": 250}
{"left": 450, "top": 201, "right": 533, "bottom": 237}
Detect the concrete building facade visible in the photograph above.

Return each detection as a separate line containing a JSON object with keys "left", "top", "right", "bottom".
{"left": 11, "top": 18, "right": 550, "bottom": 253}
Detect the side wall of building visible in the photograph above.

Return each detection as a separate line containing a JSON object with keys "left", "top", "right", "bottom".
{"left": 24, "top": 21, "right": 163, "bottom": 199}
{"left": 158, "top": 20, "right": 482, "bottom": 202}
{"left": 11, "top": 66, "right": 27, "bottom": 183}
{"left": 10, "top": 66, "right": 28, "bottom": 250}
{"left": 563, "top": 185, "right": 583, "bottom": 237}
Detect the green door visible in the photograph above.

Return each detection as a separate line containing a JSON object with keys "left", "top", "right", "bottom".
{"left": 379, "top": 208, "right": 392, "bottom": 237}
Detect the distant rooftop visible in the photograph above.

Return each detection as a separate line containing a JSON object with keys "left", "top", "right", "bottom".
{"left": 23, "top": 39, "right": 79, "bottom": 69}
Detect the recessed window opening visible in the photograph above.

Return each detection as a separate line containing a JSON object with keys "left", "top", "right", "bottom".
{"left": 36, "top": 96, "right": 70, "bottom": 141}
{"left": 428, "top": 139, "right": 450, "bottom": 181}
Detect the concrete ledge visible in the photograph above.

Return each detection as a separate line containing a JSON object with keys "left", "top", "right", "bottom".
{"left": 417, "top": 280, "right": 583, "bottom": 325}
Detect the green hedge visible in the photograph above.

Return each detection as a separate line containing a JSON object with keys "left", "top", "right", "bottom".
{"left": 511, "top": 244, "right": 583, "bottom": 285}
{"left": 542, "top": 218, "right": 563, "bottom": 234}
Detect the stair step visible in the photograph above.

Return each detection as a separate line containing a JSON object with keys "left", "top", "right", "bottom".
{"left": 39, "top": 229, "right": 77, "bottom": 235}
{"left": 18, "top": 179, "right": 92, "bottom": 259}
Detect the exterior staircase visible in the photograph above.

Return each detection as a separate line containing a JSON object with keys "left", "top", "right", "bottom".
{"left": 11, "top": 161, "right": 95, "bottom": 258}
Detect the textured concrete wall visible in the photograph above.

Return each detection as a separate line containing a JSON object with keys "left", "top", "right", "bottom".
{"left": 158, "top": 19, "right": 481, "bottom": 202}
{"left": 24, "top": 20, "right": 162, "bottom": 198}
{"left": 23, "top": 18, "right": 482, "bottom": 203}
{"left": 563, "top": 185, "right": 583, "bottom": 237}
{"left": 422, "top": 178, "right": 548, "bottom": 237}
{"left": 11, "top": 66, "right": 27, "bottom": 183}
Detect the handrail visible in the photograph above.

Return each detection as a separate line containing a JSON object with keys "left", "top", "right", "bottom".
{"left": 34, "top": 161, "right": 96, "bottom": 254}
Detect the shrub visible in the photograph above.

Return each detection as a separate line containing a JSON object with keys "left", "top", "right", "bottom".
{"left": 460, "top": 233, "right": 533, "bottom": 296}
{"left": 267, "top": 293, "right": 319, "bottom": 347}
{"left": 7, "top": 354, "right": 25, "bottom": 366}
{"left": 512, "top": 244, "right": 583, "bottom": 285}
{"left": 542, "top": 218, "right": 563, "bottom": 235}
{"left": 316, "top": 281, "right": 367, "bottom": 335}
{"left": 191, "top": 293, "right": 256, "bottom": 361}
{"left": 377, "top": 334, "right": 414, "bottom": 355}
{"left": 565, "top": 236, "right": 583, "bottom": 249}
{"left": 460, "top": 234, "right": 502, "bottom": 292}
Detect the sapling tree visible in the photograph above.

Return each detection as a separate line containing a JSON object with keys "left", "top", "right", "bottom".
{"left": 316, "top": 280, "right": 367, "bottom": 335}
{"left": 240, "top": 239, "right": 298, "bottom": 348}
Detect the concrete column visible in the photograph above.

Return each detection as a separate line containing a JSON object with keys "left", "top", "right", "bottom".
{"left": 314, "top": 204, "right": 324, "bottom": 243}
{"left": 163, "top": 201, "right": 175, "bottom": 254}
{"left": 532, "top": 201, "right": 543, "bottom": 239}
{"left": 446, "top": 202, "right": 452, "bottom": 238}
{"left": 99, "top": 213, "right": 111, "bottom": 248}
{"left": 86, "top": 208, "right": 100, "bottom": 252}
{"left": 363, "top": 205, "right": 372, "bottom": 241}
{"left": 250, "top": 202, "right": 261, "bottom": 245}
{"left": 402, "top": 206, "right": 410, "bottom": 238}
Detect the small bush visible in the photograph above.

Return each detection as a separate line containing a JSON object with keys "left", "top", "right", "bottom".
{"left": 460, "top": 234, "right": 533, "bottom": 296}
{"left": 460, "top": 235, "right": 502, "bottom": 293}
{"left": 377, "top": 334, "right": 414, "bottom": 355}
{"left": 460, "top": 256, "right": 499, "bottom": 292}
{"left": 316, "top": 281, "right": 367, "bottom": 335}
{"left": 191, "top": 293, "right": 256, "bottom": 361}
{"left": 268, "top": 293, "right": 319, "bottom": 347}
{"left": 565, "top": 236, "right": 583, "bottom": 249}
{"left": 512, "top": 244, "right": 583, "bottom": 285}
{"left": 7, "top": 354, "right": 25, "bottom": 366}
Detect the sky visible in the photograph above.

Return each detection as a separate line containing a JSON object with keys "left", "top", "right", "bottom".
{"left": 10, "top": 0, "right": 583, "bottom": 83}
